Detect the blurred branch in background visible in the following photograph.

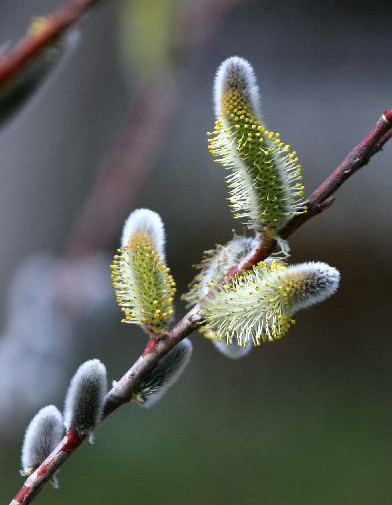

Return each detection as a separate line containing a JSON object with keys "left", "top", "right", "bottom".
{"left": 64, "top": 78, "right": 177, "bottom": 258}
{"left": 0, "top": 0, "right": 102, "bottom": 81}
{"left": 65, "top": 0, "right": 240, "bottom": 257}
{"left": 0, "top": 0, "right": 102, "bottom": 127}
{"left": 0, "top": 0, "right": 238, "bottom": 436}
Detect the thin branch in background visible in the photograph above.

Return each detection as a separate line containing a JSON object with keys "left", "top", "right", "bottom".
{"left": 64, "top": 0, "right": 240, "bottom": 259}
{"left": 9, "top": 105, "right": 392, "bottom": 505}
{"left": 64, "top": 78, "right": 177, "bottom": 258}
{"left": 0, "top": 0, "right": 101, "bottom": 84}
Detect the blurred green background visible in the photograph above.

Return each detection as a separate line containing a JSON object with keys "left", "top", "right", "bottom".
{"left": 1, "top": 1, "right": 392, "bottom": 504}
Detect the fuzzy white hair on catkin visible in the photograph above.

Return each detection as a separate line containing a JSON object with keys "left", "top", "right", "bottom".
{"left": 200, "top": 236, "right": 259, "bottom": 295}
{"left": 183, "top": 235, "right": 260, "bottom": 309}
{"left": 21, "top": 405, "right": 63, "bottom": 474}
{"left": 213, "top": 56, "right": 261, "bottom": 119}
{"left": 201, "top": 260, "right": 339, "bottom": 347}
{"left": 63, "top": 359, "right": 107, "bottom": 441}
{"left": 289, "top": 262, "right": 340, "bottom": 313}
{"left": 211, "top": 338, "right": 252, "bottom": 359}
{"left": 140, "top": 339, "right": 193, "bottom": 408}
{"left": 121, "top": 208, "right": 166, "bottom": 261}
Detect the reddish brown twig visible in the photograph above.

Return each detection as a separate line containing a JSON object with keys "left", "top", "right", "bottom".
{"left": 9, "top": 106, "right": 392, "bottom": 505}
{"left": 0, "top": 0, "right": 102, "bottom": 84}
{"left": 10, "top": 430, "right": 84, "bottom": 505}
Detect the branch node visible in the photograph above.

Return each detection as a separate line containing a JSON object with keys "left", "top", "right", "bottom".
{"left": 318, "top": 196, "right": 335, "bottom": 211}
{"left": 382, "top": 109, "right": 392, "bottom": 125}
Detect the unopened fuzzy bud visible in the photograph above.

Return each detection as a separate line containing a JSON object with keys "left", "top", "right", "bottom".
{"left": 202, "top": 261, "right": 340, "bottom": 347}
{"left": 21, "top": 405, "right": 63, "bottom": 476}
{"left": 210, "top": 56, "right": 306, "bottom": 235}
{"left": 134, "top": 339, "right": 192, "bottom": 408}
{"left": 63, "top": 359, "right": 107, "bottom": 440}
{"left": 111, "top": 209, "right": 175, "bottom": 335}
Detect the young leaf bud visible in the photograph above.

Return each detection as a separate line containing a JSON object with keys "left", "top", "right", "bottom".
{"left": 111, "top": 209, "right": 176, "bottom": 336}
{"left": 202, "top": 261, "right": 340, "bottom": 347}
{"left": 134, "top": 338, "right": 192, "bottom": 408}
{"left": 21, "top": 405, "right": 63, "bottom": 476}
{"left": 63, "top": 359, "right": 107, "bottom": 441}
{"left": 209, "top": 56, "right": 306, "bottom": 236}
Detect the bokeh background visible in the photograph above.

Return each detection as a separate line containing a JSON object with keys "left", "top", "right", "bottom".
{"left": 1, "top": 1, "right": 392, "bottom": 504}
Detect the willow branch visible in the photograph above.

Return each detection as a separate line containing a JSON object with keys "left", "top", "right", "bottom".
{"left": 0, "top": 0, "right": 103, "bottom": 84}
{"left": 104, "top": 106, "right": 392, "bottom": 418}
{"left": 9, "top": 108, "right": 392, "bottom": 504}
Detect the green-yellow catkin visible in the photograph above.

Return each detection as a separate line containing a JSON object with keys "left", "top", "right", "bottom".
{"left": 209, "top": 56, "right": 306, "bottom": 237}
{"left": 111, "top": 210, "right": 175, "bottom": 335}
{"left": 201, "top": 261, "right": 339, "bottom": 347}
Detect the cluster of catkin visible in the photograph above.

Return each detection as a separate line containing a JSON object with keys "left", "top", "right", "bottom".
{"left": 19, "top": 56, "right": 340, "bottom": 482}
{"left": 111, "top": 56, "right": 339, "bottom": 358}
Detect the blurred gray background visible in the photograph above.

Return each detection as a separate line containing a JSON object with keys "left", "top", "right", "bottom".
{"left": 1, "top": 1, "right": 392, "bottom": 504}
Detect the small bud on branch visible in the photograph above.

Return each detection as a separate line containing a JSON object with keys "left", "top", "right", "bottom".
{"left": 63, "top": 359, "right": 107, "bottom": 441}
{"left": 21, "top": 406, "right": 63, "bottom": 477}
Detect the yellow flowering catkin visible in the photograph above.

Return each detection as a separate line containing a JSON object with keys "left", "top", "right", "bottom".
{"left": 201, "top": 261, "right": 339, "bottom": 347}
{"left": 111, "top": 209, "right": 175, "bottom": 335}
{"left": 209, "top": 56, "right": 306, "bottom": 237}
{"left": 183, "top": 236, "right": 260, "bottom": 359}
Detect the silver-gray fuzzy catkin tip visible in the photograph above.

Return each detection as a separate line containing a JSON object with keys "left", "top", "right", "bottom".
{"left": 63, "top": 359, "right": 107, "bottom": 440}
{"left": 21, "top": 405, "right": 64, "bottom": 475}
